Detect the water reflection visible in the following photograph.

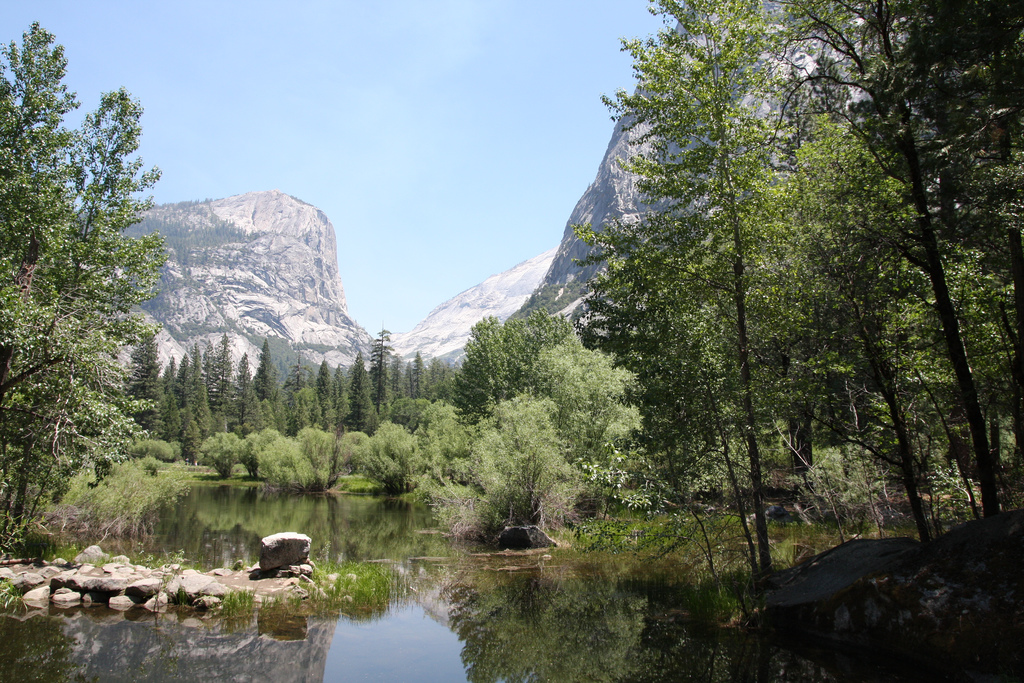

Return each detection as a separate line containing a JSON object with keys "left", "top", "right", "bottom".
{"left": 151, "top": 486, "right": 446, "bottom": 568}
{"left": 442, "top": 572, "right": 943, "bottom": 683}
{"left": 0, "top": 487, "right": 952, "bottom": 682}
{"left": 0, "top": 609, "right": 334, "bottom": 683}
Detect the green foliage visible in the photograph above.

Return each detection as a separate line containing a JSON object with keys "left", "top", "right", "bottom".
{"left": 311, "top": 560, "right": 398, "bottom": 616}
{"left": 0, "top": 24, "right": 164, "bottom": 548}
{"left": 257, "top": 427, "right": 347, "bottom": 492}
{"left": 474, "top": 397, "right": 581, "bottom": 536}
{"left": 46, "top": 460, "right": 190, "bottom": 540}
{"left": 140, "top": 456, "right": 161, "bottom": 477}
{"left": 129, "top": 438, "right": 179, "bottom": 463}
{"left": 0, "top": 580, "right": 21, "bottom": 611}
{"left": 352, "top": 422, "right": 421, "bottom": 496}
{"left": 453, "top": 310, "right": 575, "bottom": 422}
{"left": 200, "top": 431, "right": 242, "bottom": 479}
{"left": 416, "top": 401, "right": 475, "bottom": 484}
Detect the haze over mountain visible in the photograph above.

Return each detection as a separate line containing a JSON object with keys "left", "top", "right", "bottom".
{"left": 391, "top": 247, "right": 557, "bottom": 362}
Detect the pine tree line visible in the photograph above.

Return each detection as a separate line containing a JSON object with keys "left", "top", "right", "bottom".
{"left": 126, "top": 333, "right": 454, "bottom": 460}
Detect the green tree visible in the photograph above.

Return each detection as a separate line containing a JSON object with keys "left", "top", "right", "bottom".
{"left": 784, "top": 0, "right": 1024, "bottom": 517}
{"left": 253, "top": 338, "right": 278, "bottom": 402}
{"left": 453, "top": 311, "right": 574, "bottom": 423}
{"left": 0, "top": 25, "right": 163, "bottom": 545}
{"left": 352, "top": 421, "right": 420, "bottom": 495}
{"left": 347, "top": 352, "right": 376, "bottom": 434}
{"left": 369, "top": 328, "right": 391, "bottom": 413}
{"left": 234, "top": 352, "right": 261, "bottom": 435}
{"left": 126, "top": 332, "right": 163, "bottom": 434}
{"left": 199, "top": 431, "right": 242, "bottom": 479}
{"left": 582, "top": 0, "right": 784, "bottom": 574}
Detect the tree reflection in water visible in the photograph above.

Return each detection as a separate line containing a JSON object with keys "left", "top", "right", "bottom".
{"left": 443, "top": 573, "right": 927, "bottom": 683}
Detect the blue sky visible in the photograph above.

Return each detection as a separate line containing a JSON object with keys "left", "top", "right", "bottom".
{"left": 4, "top": 1, "right": 665, "bottom": 333}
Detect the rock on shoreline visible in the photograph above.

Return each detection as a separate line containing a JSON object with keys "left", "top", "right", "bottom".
{"left": 2, "top": 542, "right": 317, "bottom": 614}
{"left": 766, "top": 509, "right": 1024, "bottom": 678}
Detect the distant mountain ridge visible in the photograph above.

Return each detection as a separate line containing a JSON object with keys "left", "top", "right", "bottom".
{"left": 133, "top": 190, "right": 373, "bottom": 369}
{"left": 391, "top": 247, "right": 557, "bottom": 362}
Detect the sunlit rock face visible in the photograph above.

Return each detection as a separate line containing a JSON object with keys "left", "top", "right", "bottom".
{"left": 516, "top": 115, "right": 655, "bottom": 319}
{"left": 134, "top": 190, "right": 372, "bottom": 368}
{"left": 391, "top": 247, "right": 556, "bottom": 362}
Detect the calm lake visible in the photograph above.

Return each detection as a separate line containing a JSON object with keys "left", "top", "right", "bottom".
{"left": 0, "top": 486, "right": 945, "bottom": 682}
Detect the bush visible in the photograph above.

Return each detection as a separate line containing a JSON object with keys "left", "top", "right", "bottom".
{"left": 426, "top": 397, "right": 582, "bottom": 540}
{"left": 140, "top": 456, "right": 161, "bottom": 477}
{"left": 129, "top": 439, "right": 180, "bottom": 463}
{"left": 352, "top": 422, "right": 421, "bottom": 495}
{"left": 241, "top": 429, "right": 287, "bottom": 479}
{"left": 46, "top": 460, "right": 191, "bottom": 540}
{"left": 258, "top": 428, "right": 347, "bottom": 492}
{"left": 200, "top": 432, "right": 243, "bottom": 478}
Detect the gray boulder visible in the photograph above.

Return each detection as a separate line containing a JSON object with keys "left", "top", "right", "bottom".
{"left": 765, "top": 505, "right": 795, "bottom": 524}
{"left": 74, "top": 545, "right": 106, "bottom": 565}
{"left": 126, "top": 578, "right": 163, "bottom": 599}
{"left": 498, "top": 526, "right": 556, "bottom": 549}
{"left": 766, "top": 509, "right": 1024, "bottom": 678}
{"left": 11, "top": 572, "right": 46, "bottom": 594}
{"left": 259, "top": 532, "right": 311, "bottom": 570}
{"left": 22, "top": 585, "right": 50, "bottom": 604}
{"left": 50, "top": 589, "right": 81, "bottom": 608}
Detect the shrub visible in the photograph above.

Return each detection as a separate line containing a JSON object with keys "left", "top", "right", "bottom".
{"left": 474, "top": 397, "right": 581, "bottom": 533}
{"left": 140, "top": 456, "right": 161, "bottom": 477}
{"left": 258, "top": 428, "right": 347, "bottom": 492}
{"left": 352, "top": 422, "right": 421, "bottom": 495}
{"left": 129, "top": 439, "right": 180, "bottom": 463}
{"left": 426, "top": 397, "right": 582, "bottom": 540}
{"left": 46, "top": 460, "right": 191, "bottom": 540}
{"left": 200, "top": 432, "right": 243, "bottom": 479}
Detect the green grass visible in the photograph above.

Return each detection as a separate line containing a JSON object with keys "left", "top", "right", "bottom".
{"left": 0, "top": 580, "right": 22, "bottom": 611}
{"left": 219, "top": 589, "right": 255, "bottom": 618}
{"left": 311, "top": 560, "right": 401, "bottom": 616}
{"left": 334, "top": 475, "right": 383, "bottom": 495}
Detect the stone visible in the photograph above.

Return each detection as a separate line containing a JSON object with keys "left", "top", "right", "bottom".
{"left": 767, "top": 509, "right": 1024, "bottom": 677}
{"left": 49, "top": 570, "right": 77, "bottom": 591}
{"left": 259, "top": 532, "right": 311, "bottom": 571}
{"left": 497, "top": 526, "right": 556, "bottom": 550}
{"left": 108, "top": 595, "right": 137, "bottom": 611}
{"left": 0, "top": 568, "right": 15, "bottom": 581}
{"left": 11, "top": 572, "right": 46, "bottom": 593}
{"left": 125, "top": 578, "right": 163, "bottom": 599}
{"left": 37, "top": 566, "right": 61, "bottom": 579}
{"left": 213, "top": 568, "right": 233, "bottom": 577}
{"left": 765, "top": 505, "right": 795, "bottom": 524}
{"left": 143, "top": 592, "right": 169, "bottom": 612}
{"left": 110, "top": 555, "right": 131, "bottom": 565}
{"left": 50, "top": 590, "right": 81, "bottom": 608}
{"left": 81, "top": 591, "right": 108, "bottom": 606}
{"left": 199, "top": 582, "right": 228, "bottom": 598}
{"left": 74, "top": 545, "right": 106, "bottom": 565}
{"left": 298, "top": 564, "right": 313, "bottom": 577}
{"left": 22, "top": 585, "right": 50, "bottom": 604}
{"left": 195, "top": 595, "right": 222, "bottom": 610}
{"left": 67, "top": 574, "right": 129, "bottom": 594}
{"left": 179, "top": 574, "right": 216, "bottom": 600}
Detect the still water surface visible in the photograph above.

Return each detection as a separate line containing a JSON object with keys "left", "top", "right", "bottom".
{"left": 0, "top": 486, "right": 944, "bottom": 682}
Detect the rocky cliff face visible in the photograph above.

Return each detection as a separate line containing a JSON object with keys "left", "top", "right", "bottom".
{"left": 516, "top": 116, "right": 653, "bottom": 319}
{"left": 391, "top": 247, "right": 557, "bottom": 362}
{"left": 134, "top": 190, "right": 372, "bottom": 368}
